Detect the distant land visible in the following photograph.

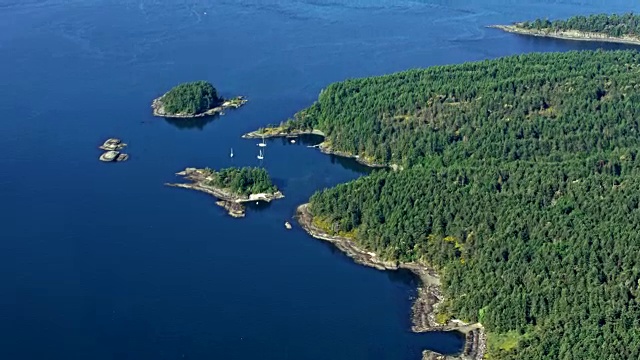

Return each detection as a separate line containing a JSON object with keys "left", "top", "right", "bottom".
{"left": 258, "top": 50, "right": 640, "bottom": 359}
{"left": 492, "top": 13, "right": 640, "bottom": 45}
{"left": 152, "top": 80, "right": 247, "bottom": 118}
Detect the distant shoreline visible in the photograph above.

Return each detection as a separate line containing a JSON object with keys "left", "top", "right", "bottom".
{"left": 490, "top": 24, "right": 640, "bottom": 46}
{"left": 295, "top": 204, "right": 485, "bottom": 360}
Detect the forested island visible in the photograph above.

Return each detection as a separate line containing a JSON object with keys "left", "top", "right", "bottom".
{"left": 275, "top": 50, "right": 640, "bottom": 359}
{"left": 166, "top": 167, "right": 283, "bottom": 217}
{"left": 152, "top": 80, "right": 247, "bottom": 118}
{"left": 492, "top": 13, "right": 640, "bottom": 45}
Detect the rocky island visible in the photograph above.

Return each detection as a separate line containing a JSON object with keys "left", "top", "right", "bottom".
{"left": 166, "top": 167, "right": 283, "bottom": 217}
{"left": 491, "top": 13, "right": 640, "bottom": 45}
{"left": 98, "top": 138, "right": 129, "bottom": 162}
{"left": 152, "top": 80, "right": 247, "bottom": 118}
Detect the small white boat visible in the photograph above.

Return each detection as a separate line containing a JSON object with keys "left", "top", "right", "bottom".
{"left": 290, "top": 139, "right": 296, "bottom": 144}
{"left": 258, "top": 136, "right": 267, "bottom": 147}
{"left": 230, "top": 148, "right": 234, "bottom": 158}
{"left": 257, "top": 149, "right": 264, "bottom": 160}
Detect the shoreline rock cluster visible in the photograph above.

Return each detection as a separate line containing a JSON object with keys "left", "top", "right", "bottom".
{"left": 166, "top": 168, "right": 284, "bottom": 218}
{"left": 151, "top": 95, "right": 247, "bottom": 119}
{"left": 99, "top": 138, "right": 129, "bottom": 162}
{"left": 295, "top": 204, "right": 485, "bottom": 360}
{"left": 490, "top": 24, "right": 640, "bottom": 46}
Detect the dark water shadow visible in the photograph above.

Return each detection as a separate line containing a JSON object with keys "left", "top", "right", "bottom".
{"left": 270, "top": 176, "right": 289, "bottom": 191}
{"left": 513, "top": 33, "right": 640, "bottom": 51}
{"left": 244, "top": 199, "right": 274, "bottom": 213}
{"left": 276, "top": 134, "right": 325, "bottom": 146}
{"left": 163, "top": 113, "right": 220, "bottom": 130}
{"left": 329, "top": 154, "right": 375, "bottom": 175}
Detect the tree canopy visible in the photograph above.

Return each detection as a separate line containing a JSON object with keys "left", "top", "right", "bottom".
{"left": 205, "top": 167, "right": 278, "bottom": 196}
{"left": 290, "top": 50, "right": 640, "bottom": 359}
{"left": 518, "top": 13, "right": 640, "bottom": 37}
{"left": 161, "top": 81, "right": 220, "bottom": 115}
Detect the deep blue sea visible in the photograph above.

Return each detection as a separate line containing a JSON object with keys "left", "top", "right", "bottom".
{"left": 2, "top": 1, "right": 640, "bottom": 359}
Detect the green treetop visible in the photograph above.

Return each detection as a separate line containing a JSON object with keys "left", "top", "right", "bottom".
{"left": 205, "top": 167, "right": 278, "bottom": 196}
{"left": 161, "top": 81, "right": 221, "bottom": 115}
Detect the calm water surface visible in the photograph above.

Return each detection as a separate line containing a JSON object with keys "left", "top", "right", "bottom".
{"left": 2, "top": 1, "right": 639, "bottom": 359}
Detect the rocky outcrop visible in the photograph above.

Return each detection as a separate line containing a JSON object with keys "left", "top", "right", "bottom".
{"left": 98, "top": 138, "right": 129, "bottom": 162}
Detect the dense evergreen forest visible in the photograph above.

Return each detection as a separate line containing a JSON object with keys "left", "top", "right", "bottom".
{"left": 293, "top": 51, "right": 640, "bottom": 359}
{"left": 205, "top": 167, "right": 277, "bottom": 195}
{"left": 519, "top": 13, "right": 640, "bottom": 37}
{"left": 161, "top": 81, "right": 220, "bottom": 115}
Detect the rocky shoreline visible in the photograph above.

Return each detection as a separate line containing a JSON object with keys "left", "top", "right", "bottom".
{"left": 166, "top": 168, "right": 284, "bottom": 217}
{"left": 295, "top": 204, "right": 485, "bottom": 360}
{"left": 490, "top": 24, "right": 640, "bottom": 46}
{"left": 152, "top": 95, "right": 247, "bottom": 118}
{"left": 241, "top": 128, "right": 326, "bottom": 139}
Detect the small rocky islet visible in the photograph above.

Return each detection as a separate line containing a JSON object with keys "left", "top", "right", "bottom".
{"left": 98, "top": 138, "right": 129, "bottom": 162}
{"left": 166, "top": 167, "right": 283, "bottom": 218}
{"left": 151, "top": 80, "right": 247, "bottom": 118}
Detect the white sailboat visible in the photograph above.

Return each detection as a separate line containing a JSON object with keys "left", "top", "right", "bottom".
{"left": 257, "top": 149, "right": 264, "bottom": 160}
{"left": 258, "top": 136, "right": 267, "bottom": 147}
{"left": 230, "top": 148, "right": 234, "bottom": 158}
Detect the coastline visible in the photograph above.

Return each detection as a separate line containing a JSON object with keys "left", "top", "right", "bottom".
{"left": 295, "top": 204, "right": 485, "bottom": 360}
{"left": 241, "top": 128, "right": 326, "bottom": 139}
{"left": 490, "top": 24, "right": 640, "bottom": 46}
{"left": 243, "top": 128, "right": 392, "bottom": 169}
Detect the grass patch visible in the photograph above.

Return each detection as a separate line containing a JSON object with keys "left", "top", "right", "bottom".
{"left": 435, "top": 312, "right": 451, "bottom": 325}
{"left": 312, "top": 216, "right": 357, "bottom": 239}
{"left": 311, "top": 216, "right": 333, "bottom": 233}
{"left": 257, "top": 125, "right": 287, "bottom": 136}
{"left": 486, "top": 330, "right": 525, "bottom": 358}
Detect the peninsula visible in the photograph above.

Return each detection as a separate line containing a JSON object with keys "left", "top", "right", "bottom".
{"left": 166, "top": 167, "right": 283, "bottom": 217}
{"left": 491, "top": 13, "right": 640, "bottom": 45}
{"left": 280, "top": 50, "right": 640, "bottom": 359}
{"left": 152, "top": 80, "right": 247, "bottom": 118}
